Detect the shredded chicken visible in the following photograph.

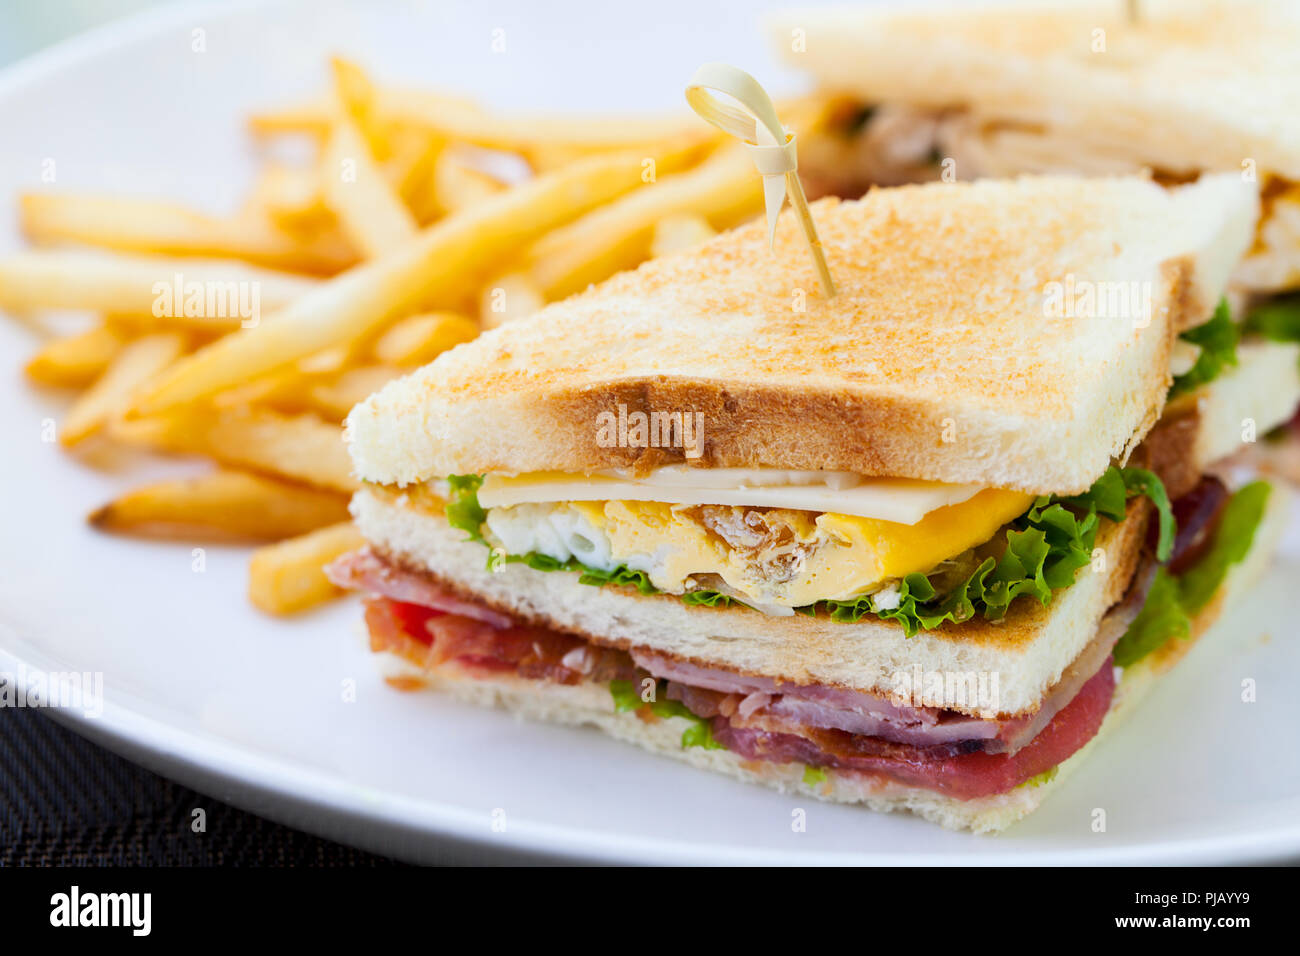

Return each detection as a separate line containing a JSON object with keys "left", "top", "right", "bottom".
{"left": 688, "top": 505, "right": 818, "bottom": 584}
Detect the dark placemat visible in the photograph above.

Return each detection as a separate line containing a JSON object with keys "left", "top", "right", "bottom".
{"left": 0, "top": 706, "right": 400, "bottom": 866}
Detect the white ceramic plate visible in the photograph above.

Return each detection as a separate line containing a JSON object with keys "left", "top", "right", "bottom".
{"left": 2, "top": 0, "right": 1298, "bottom": 865}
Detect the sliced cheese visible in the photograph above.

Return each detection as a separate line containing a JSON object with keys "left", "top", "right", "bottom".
{"left": 478, "top": 468, "right": 985, "bottom": 525}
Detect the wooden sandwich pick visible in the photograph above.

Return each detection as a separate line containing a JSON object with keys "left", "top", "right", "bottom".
{"left": 685, "top": 62, "right": 836, "bottom": 298}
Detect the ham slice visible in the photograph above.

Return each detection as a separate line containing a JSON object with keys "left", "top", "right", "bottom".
{"left": 327, "top": 548, "right": 515, "bottom": 629}
{"left": 635, "top": 547, "right": 1159, "bottom": 756}
{"left": 360, "top": 589, "right": 1116, "bottom": 799}
{"left": 713, "top": 662, "right": 1117, "bottom": 799}
{"left": 339, "top": 545, "right": 1125, "bottom": 756}
{"left": 637, "top": 649, "right": 1001, "bottom": 747}
{"left": 342, "top": 544, "right": 1132, "bottom": 794}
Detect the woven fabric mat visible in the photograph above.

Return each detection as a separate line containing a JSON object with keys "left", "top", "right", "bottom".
{"left": 0, "top": 706, "right": 399, "bottom": 866}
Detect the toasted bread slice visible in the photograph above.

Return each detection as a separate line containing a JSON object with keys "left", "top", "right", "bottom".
{"left": 372, "top": 481, "right": 1288, "bottom": 834}
{"left": 768, "top": 0, "right": 1300, "bottom": 181}
{"left": 348, "top": 175, "right": 1256, "bottom": 494}
{"left": 1132, "top": 340, "right": 1300, "bottom": 498}
{"left": 1181, "top": 340, "right": 1300, "bottom": 468}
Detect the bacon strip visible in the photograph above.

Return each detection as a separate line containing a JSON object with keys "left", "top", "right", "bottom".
{"left": 712, "top": 662, "right": 1116, "bottom": 799}
{"left": 336, "top": 537, "right": 1138, "bottom": 796}
{"left": 634, "top": 649, "right": 1000, "bottom": 746}
{"left": 360, "top": 590, "right": 1115, "bottom": 798}
{"left": 338, "top": 544, "right": 1121, "bottom": 754}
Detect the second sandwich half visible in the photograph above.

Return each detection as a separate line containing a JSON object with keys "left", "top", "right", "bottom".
{"left": 331, "top": 173, "right": 1297, "bottom": 832}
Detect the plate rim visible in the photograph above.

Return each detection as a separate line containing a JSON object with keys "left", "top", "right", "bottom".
{"left": 2, "top": 0, "right": 1299, "bottom": 866}
{"left": 7, "top": 636, "right": 1300, "bottom": 866}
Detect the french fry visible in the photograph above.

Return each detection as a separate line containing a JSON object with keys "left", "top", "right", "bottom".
{"left": 251, "top": 87, "right": 720, "bottom": 169}
{"left": 25, "top": 324, "right": 125, "bottom": 388}
{"left": 8, "top": 59, "right": 792, "bottom": 617}
{"left": 61, "top": 333, "right": 185, "bottom": 446}
{"left": 321, "top": 115, "right": 419, "bottom": 258}
{"left": 330, "top": 57, "right": 395, "bottom": 159}
{"left": 211, "top": 344, "right": 364, "bottom": 413}
{"left": 418, "top": 151, "right": 506, "bottom": 221}
{"left": 248, "top": 95, "right": 335, "bottom": 137}
{"left": 128, "top": 151, "right": 654, "bottom": 415}
{"left": 527, "top": 146, "right": 762, "bottom": 299}
{"left": 296, "top": 343, "right": 355, "bottom": 375}
{"left": 247, "top": 165, "right": 328, "bottom": 233}
{"left": 523, "top": 144, "right": 600, "bottom": 173}
{"left": 248, "top": 521, "right": 365, "bottom": 615}
{"left": 370, "top": 311, "right": 478, "bottom": 366}
{"left": 209, "top": 356, "right": 320, "bottom": 411}
{"left": 0, "top": 249, "right": 317, "bottom": 317}
{"left": 306, "top": 364, "right": 403, "bottom": 419}
{"left": 20, "top": 193, "right": 357, "bottom": 276}
{"left": 377, "top": 89, "right": 719, "bottom": 162}
{"left": 319, "top": 57, "right": 420, "bottom": 258}
{"left": 110, "top": 405, "right": 358, "bottom": 492}
{"left": 382, "top": 125, "right": 444, "bottom": 213}
{"left": 479, "top": 273, "right": 545, "bottom": 330}
{"left": 104, "top": 310, "right": 242, "bottom": 338}
{"left": 650, "top": 212, "right": 717, "bottom": 257}
{"left": 89, "top": 469, "right": 351, "bottom": 541}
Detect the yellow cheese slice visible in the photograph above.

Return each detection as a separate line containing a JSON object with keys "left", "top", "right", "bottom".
{"left": 478, "top": 468, "right": 985, "bottom": 525}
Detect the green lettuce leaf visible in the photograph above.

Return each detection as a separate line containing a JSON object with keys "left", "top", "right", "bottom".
{"left": 575, "top": 563, "right": 662, "bottom": 596}
{"left": 680, "top": 589, "right": 735, "bottom": 607}
{"left": 1112, "top": 568, "right": 1192, "bottom": 668}
{"left": 607, "top": 679, "right": 723, "bottom": 749}
{"left": 1243, "top": 293, "right": 1300, "bottom": 344}
{"left": 608, "top": 678, "right": 646, "bottom": 713}
{"left": 1176, "top": 480, "right": 1271, "bottom": 615}
{"left": 819, "top": 465, "right": 1173, "bottom": 637}
{"left": 1113, "top": 481, "right": 1271, "bottom": 668}
{"left": 1059, "top": 466, "right": 1126, "bottom": 521}
{"left": 452, "top": 466, "right": 1174, "bottom": 639}
{"left": 444, "top": 474, "right": 487, "bottom": 544}
{"left": 1120, "top": 468, "right": 1175, "bottom": 562}
{"left": 500, "top": 551, "right": 732, "bottom": 603}
{"left": 803, "top": 765, "right": 829, "bottom": 786}
{"left": 1169, "top": 299, "right": 1239, "bottom": 399}
{"left": 502, "top": 552, "right": 660, "bottom": 594}
{"left": 1019, "top": 766, "right": 1059, "bottom": 789}
{"left": 678, "top": 717, "right": 725, "bottom": 750}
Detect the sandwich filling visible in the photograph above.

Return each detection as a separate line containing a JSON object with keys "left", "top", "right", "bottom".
{"left": 421, "top": 464, "right": 1174, "bottom": 629}
{"left": 482, "top": 487, "right": 1033, "bottom": 616}
{"left": 329, "top": 476, "right": 1273, "bottom": 800}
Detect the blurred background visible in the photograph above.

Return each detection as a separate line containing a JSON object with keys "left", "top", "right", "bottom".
{"left": 0, "top": 0, "right": 165, "bottom": 65}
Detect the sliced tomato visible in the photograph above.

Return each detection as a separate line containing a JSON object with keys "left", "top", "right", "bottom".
{"left": 365, "top": 597, "right": 442, "bottom": 649}
{"left": 364, "top": 596, "right": 606, "bottom": 685}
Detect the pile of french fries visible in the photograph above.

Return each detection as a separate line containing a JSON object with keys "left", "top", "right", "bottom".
{"left": 3, "top": 57, "right": 783, "bottom": 615}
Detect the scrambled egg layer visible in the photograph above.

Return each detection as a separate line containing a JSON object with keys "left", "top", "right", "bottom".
{"left": 484, "top": 489, "right": 1034, "bottom": 613}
